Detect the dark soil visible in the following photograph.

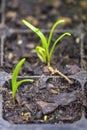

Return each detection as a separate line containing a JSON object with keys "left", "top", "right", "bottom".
{"left": 4, "top": 33, "right": 81, "bottom": 75}
{"left": 83, "top": 35, "right": 87, "bottom": 70}
{"left": 5, "top": 0, "right": 83, "bottom": 29}
{"left": 2, "top": 78, "right": 83, "bottom": 124}
{"left": 1, "top": 0, "right": 87, "bottom": 126}
{"left": 2, "top": 0, "right": 86, "bottom": 74}
{"left": 84, "top": 83, "right": 87, "bottom": 118}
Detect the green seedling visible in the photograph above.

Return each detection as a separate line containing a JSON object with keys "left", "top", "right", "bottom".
{"left": 22, "top": 19, "right": 71, "bottom": 66}
{"left": 12, "top": 58, "right": 34, "bottom": 101}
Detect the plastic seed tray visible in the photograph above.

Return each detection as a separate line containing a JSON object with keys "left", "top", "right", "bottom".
{"left": 0, "top": 0, "right": 87, "bottom": 130}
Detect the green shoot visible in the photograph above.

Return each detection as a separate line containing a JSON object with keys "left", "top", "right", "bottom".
{"left": 12, "top": 58, "right": 34, "bottom": 101}
{"left": 22, "top": 19, "right": 71, "bottom": 66}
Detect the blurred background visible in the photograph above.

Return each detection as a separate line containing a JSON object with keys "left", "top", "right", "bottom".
{"left": 0, "top": 0, "right": 87, "bottom": 72}
{"left": 4, "top": 0, "right": 87, "bottom": 30}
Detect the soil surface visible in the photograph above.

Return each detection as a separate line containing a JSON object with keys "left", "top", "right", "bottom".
{"left": 4, "top": 33, "right": 81, "bottom": 75}
{"left": 83, "top": 36, "right": 87, "bottom": 70}
{"left": 5, "top": 0, "right": 85, "bottom": 29}
{"left": 3, "top": 0, "right": 86, "bottom": 74}
{"left": 2, "top": 78, "right": 83, "bottom": 124}
{"left": 0, "top": 0, "right": 87, "bottom": 125}
{"left": 85, "top": 83, "right": 87, "bottom": 118}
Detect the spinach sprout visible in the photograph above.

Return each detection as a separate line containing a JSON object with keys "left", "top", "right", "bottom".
{"left": 12, "top": 58, "right": 34, "bottom": 101}
{"left": 22, "top": 19, "right": 71, "bottom": 66}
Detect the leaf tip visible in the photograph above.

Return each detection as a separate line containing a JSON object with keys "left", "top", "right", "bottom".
{"left": 22, "top": 58, "right": 26, "bottom": 62}
{"left": 65, "top": 32, "right": 71, "bottom": 36}
{"left": 22, "top": 19, "right": 27, "bottom": 25}
{"left": 67, "top": 33, "right": 71, "bottom": 36}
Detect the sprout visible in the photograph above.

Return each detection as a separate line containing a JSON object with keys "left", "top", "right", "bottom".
{"left": 22, "top": 19, "right": 71, "bottom": 66}
{"left": 12, "top": 58, "right": 34, "bottom": 101}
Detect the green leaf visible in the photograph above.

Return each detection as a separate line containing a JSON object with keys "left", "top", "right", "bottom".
{"left": 17, "top": 79, "right": 33, "bottom": 88}
{"left": 48, "top": 20, "right": 65, "bottom": 47}
{"left": 12, "top": 58, "right": 26, "bottom": 98}
{"left": 49, "top": 32, "right": 71, "bottom": 60}
{"left": 13, "top": 79, "right": 33, "bottom": 99}
{"left": 22, "top": 19, "right": 47, "bottom": 49}
{"left": 12, "top": 58, "right": 34, "bottom": 100}
{"left": 35, "top": 46, "right": 46, "bottom": 63}
{"left": 22, "top": 19, "right": 71, "bottom": 67}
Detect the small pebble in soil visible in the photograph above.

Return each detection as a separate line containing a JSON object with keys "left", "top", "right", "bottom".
{"left": 47, "top": 83, "right": 54, "bottom": 89}
{"left": 8, "top": 53, "right": 13, "bottom": 60}
{"left": 5, "top": 101, "right": 14, "bottom": 109}
{"left": 49, "top": 89, "right": 60, "bottom": 94}
{"left": 21, "top": 112, "right": 31, "bottom": 121}
{"left": 17, "top": 40, "right": 23, "bottom": 45}
{"left": 6, "top": 11, "right": 17, "bottom": 18}
{"left": 26, "top": 43, "right": 35, "bottom": 49}
{"left": 76, "top": 37, "right": 80, "bottom": 44}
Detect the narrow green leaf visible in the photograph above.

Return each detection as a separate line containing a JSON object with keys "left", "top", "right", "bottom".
{"left": 49, "top": 32, "right": 71, "bottom": 61}
{"left": 14, "top": 79, "right": 34, "bottom": 96}
{"left": 48, "top": 20, "right": 65, "bottom": 47}
{"left": 35, "top": 46, "right": 46, "bottom": 62}
{"left": 22, "top": 19, "right": 47, "bottom": 49}
{"left": 17, "top": 79, "right": 34, "bottom": 88}
{"left": 11, "top": 58, "right": 34, "bottom": 102}
{"left": 12, "top": 58, "right": 26, "bottom": 98}
{"left": 22, "top": 19, "right": 71, "bottom": 67}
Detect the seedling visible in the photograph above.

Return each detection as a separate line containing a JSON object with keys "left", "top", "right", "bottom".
{"left": 12, "top": 58, "right": 34, "bottom": 101}
{"left": 22, "top": 19, "right": 71, "bottom": 66}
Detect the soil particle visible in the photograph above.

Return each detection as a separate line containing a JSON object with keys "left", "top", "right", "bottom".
{"left": 47, "top": 91, "right": 78, "bottom": 105}
{"left": 39, "top": 77, "right": 49, "bottom": 89}
{"left": 2, "top": 78, "right": 82, "bottom": 124}
{"left": 21, "top": 112, "right": 31, "bottom": 122}
{"left": 66, "top": 64, "right": 81, "bottom": 74}
{"left": 37, "top": 101, "right": 58, "bottom": 115}
{"left": 36, "top": 111, "right": 43, "bottom": 119}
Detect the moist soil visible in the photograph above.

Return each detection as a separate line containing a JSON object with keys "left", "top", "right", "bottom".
{"left": 3, "top": 0, "right": 84, "bottom": 75}
{"left": 5, "top": 0, "right": 84, "bottom": 29}
{"left": 1, "top": 0, "right": 87, "bottom": 125}
{"left": 83, "top": 35, "right": 87, "bottom": 70}
{"left": 2, "top": 78, "right": 83, "bottom": 124}
{"left": 4, "top": 33, "right": 81, "bottom": 75}
{"left": 3, "top": 0, "right": 86, "bottom": 74}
